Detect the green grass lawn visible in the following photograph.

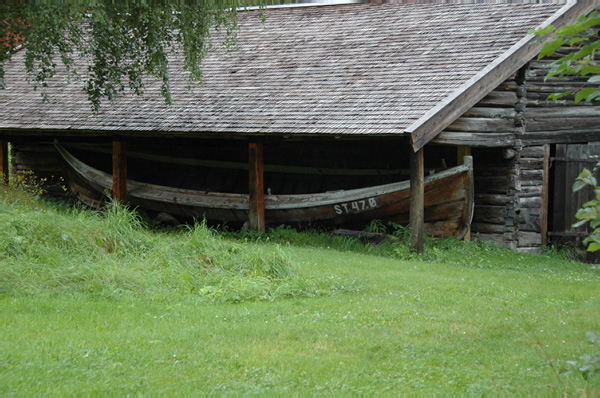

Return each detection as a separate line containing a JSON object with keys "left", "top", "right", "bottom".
{"left": 1, "top": 190, "right": 599, "bottom": 394}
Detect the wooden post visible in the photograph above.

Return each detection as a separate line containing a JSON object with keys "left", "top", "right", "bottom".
{"left": 458, "top": 145, "right": 472, "bottom": 241}
{"left": 112, "top": 140, "right": 127, "bottom": 203}
{"left": 457, "top": 146, "right": 471, "bottom": 165}
{"left": 249, "top": 142, "right": 265, "bottom": 232}
{"left": 0, "top": 140, "right": 8, "bottom": 185}
{"left": 410, "top": 147, "right": 425, "bottom": 254}
{"left": 541, "top": 144, "right": 551, "bottom": 247}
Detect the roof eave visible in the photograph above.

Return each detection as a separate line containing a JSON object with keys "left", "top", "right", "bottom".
{"left": 406, "top": 0, "right": 600, "bottom": 152}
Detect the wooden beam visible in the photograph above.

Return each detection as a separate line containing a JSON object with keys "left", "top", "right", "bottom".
{"left": 249, "top": 142, "right": 265, "bottom": 232}
{"left": 410, "top": 147, "right": 425, "bottom": 254}
{"left": 0, "top": 140, "right": 8, "bottom": 185}
{"left": 407, "top": 0, "right": 599, "bottom": 151}
{"left": 458, "top": 146, "right": 472, "bottom": 242}
{"left": 61, "top": 142, "right": 411, "bottom": 177}
{"left": 541, "top": 144, "right": 551, "bottom": 247}
{"left": 432, "top": 132, "right": 516, "bottom": 148}
{"left": 112, "top": 140, "right": 127, "bottom": 203}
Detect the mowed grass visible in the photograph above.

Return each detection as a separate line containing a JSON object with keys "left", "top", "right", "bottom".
{"left": 1, "top": 190, "right": 599, "bottom": 394}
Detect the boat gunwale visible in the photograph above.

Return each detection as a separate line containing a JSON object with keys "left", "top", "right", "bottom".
{"left": 55, "top": 142, "right": 472, "bottom": 211}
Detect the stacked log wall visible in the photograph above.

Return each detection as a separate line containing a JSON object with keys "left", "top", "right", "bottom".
{"left": 433, "top": 76, "right": 520, "bottom": 148}
{"left": 9, "top": 140, "right": 66, "bottom": 195}
{"left": 470, "top": 145, "right": 547, "bottom": 253}
{"left": 435, "top": 74, "right": 524, "bottom": 249}
{"left": 521, "top": 47, "right": 600, "bottom": 147}
{"left": 436, "top": 45, "right": 600, "bottom": 253}
{"left": 470, "top": 147, "right": 519, "bottom": 250}
{"left": 513, "top": 146, "right": 547, "bottom": 253}
{"left": 520, "top": 47, "right": 600, "bottom": 254}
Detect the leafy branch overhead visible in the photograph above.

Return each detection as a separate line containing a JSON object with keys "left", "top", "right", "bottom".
{"left": 533, "top": 11, "right": 600, "bottom": 103}
{"left": 0, "top": 1, "right": 275, "bottom": 113}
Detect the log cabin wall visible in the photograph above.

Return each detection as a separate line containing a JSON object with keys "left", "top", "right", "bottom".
{"left": 9, "top": 139, "right": 66, "bottom": 195}
{"left": 435, "top": 42, "right": 600, "bottom": 253}
{"left": 469, "top": 147, "right": 518, "bottom": 250}
{"left": 513, "top": 145, "right": 547, "bottom": 253}
{"left": 434, "top": 72, "right": 525, "bottom": 250}
{"left": 521, "top": 44, "right": 600, "bottom": 257}
{"left": 468, "top": 145, "right": 547, "bottom": 253}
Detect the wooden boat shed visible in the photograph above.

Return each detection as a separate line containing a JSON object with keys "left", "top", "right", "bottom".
{"left": 1, "top": 0, "right": 600, "bottom": 253}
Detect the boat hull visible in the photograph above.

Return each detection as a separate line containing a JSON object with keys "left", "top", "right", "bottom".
{"left": 56, "top": 143, "right": 474, "bottom": 238}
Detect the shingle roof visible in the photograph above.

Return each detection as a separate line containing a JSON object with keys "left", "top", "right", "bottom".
{"left": 0, "top": 2, "right": 575, "bottom": 144}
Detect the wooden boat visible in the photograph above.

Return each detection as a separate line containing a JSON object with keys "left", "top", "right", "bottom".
{"left": 55, "top": 142, "right": 474, "bottom": 238}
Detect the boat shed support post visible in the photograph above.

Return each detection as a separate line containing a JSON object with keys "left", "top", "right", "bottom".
{"left": 0, "top": 140, "right": 8, "bottom": 185}
{"left": 112, "top": 139, "right": 127, "bottom": 204}
{"left": 249, "top": 142, "right": 265, "bottom": 232}
{"left": 457, "top": 146, "right": 471, "bottom": 163}
{"left": 458, "top": 146, "right": 472, "bottom": 242}
{"left": 410, "top": 147, "right": 425, "bottom": 254}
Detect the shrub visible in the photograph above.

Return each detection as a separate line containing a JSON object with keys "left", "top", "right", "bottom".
{"left": 572, "top": 158, "right": 600, "bottom": 252}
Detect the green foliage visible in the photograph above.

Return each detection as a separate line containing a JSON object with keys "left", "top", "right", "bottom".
{"left": 2, "top": 188, "right": 600, "bottom": 394}
{"left": 387, "top": 221, "right": 411, "bottom": 240}
{"left": 0, "top": 189, "right": 349, "bottom": 302}
{"left": 533, "top": 11, "right": 600, "bottom": 103}
{"left": 1, "top": 1, "right": 251, "bottom": 112}
{"left": 364, "top": 219, "right": 386, "bottom": 233}
{"left": 572, "top": 158, "right": 600, "bottom": 252}
{"left": 226, "top": 223, "right": 577, "bottom": 273}
{"left": 564, "top": 331, "right": 600, "bottom": 383}
{"left": 1, "top": 216, "right": 598, "bottom": 394}
{"left": 225, "top": 224, "right": 374, "bottom": 254}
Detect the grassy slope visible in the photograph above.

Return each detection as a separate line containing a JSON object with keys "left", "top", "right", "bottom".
{"left": 1, "top": 193, "right": 599, "bottom": 394}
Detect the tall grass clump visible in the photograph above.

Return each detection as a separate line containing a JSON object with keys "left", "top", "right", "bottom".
{"left": 229, "top": 223, "right": 589, "bottom": 274}
{"left": 224, "top": 224, "right": 380, "bottom": 254}
{"left": 0, "top": 188, "right": 345, "bottom": 302}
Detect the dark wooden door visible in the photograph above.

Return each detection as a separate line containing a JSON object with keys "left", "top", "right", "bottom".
{"left": 550, "top": 143, "right": 600, "bottom": 262}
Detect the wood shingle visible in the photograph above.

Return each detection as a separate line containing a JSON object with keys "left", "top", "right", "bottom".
{"left": 0, "top": 2, "right": 570, "bottom": 145}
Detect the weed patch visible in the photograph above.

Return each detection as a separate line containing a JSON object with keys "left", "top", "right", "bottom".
{"left": 226, "top": 224, "right": 587, "bottom": 274}
{"left": 0, "top": 191, "right": 349, "bottom": 302}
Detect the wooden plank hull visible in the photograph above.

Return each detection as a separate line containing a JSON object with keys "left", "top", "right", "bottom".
{"left": 56, "top": 143, "right": 474, "bottom": 238}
